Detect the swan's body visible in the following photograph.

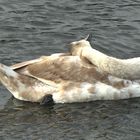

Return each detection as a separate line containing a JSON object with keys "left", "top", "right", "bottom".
{"left": 70, "top": 39, "right": 140, "bottom": 80}
{"left": 1, "top": 52, "right": 140, "bottom": 104}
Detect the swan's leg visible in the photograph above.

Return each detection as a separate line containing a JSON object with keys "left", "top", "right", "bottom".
{"left": 40, "top": 94, "right": 54, "bottom": 105}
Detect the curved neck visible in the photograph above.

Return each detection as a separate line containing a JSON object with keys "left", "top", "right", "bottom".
{"left": 82, "top": 47, "right": 109, "bottom": 66}
{"left": 82, "top": 47, "right": 140, "bottom": 80}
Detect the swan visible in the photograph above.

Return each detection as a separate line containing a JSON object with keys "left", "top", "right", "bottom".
{"left": 70, "top": 36, "right": 140, "bottom": 80}
{"left": 0, "top": 41, "right": 140, "bottom": 104}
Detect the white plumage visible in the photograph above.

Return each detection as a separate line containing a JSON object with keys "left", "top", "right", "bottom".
{"left": 70, "top": 39, "right": 140, "bottom": 80}
{"left": 0, "top": 38, "right": 140, "bottom": 104}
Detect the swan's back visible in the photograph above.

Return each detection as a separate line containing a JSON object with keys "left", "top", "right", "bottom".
{"left": 16, "top": 55, "right": 108, "bottom": 84}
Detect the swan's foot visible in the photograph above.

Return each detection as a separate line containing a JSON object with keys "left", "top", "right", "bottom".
{"left": 40, "top": 94, "right": 54, "bottom": 106}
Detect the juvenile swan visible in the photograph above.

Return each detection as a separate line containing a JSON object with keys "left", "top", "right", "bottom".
{"left": 1, "top": 52, "right": 140, "bottom": 104}
{"left": 70, "top": 36, "right": 140, "bottom": 80}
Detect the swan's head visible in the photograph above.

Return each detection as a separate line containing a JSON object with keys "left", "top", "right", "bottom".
{"left": 69, "top": 35, "right": 92, "bottom": 56}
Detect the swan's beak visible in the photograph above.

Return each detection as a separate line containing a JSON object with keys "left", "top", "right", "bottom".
{"left": 84, "top": 34, "right": 92, "bottom": 42}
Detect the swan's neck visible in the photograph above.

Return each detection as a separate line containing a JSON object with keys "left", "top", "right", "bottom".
{"left": 82, "top": 47, "right": 140, "bottom": 80}
{"left": 82, "top": 47, "right": 108, "bottom": 68}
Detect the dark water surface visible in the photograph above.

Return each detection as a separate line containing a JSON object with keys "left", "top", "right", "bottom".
{"left": 0, "top": 0, "right": 140, "bottom": 139}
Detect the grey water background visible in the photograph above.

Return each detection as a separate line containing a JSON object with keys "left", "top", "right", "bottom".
{"left": 0, "top": 0, "right": 140, "bottom": 139}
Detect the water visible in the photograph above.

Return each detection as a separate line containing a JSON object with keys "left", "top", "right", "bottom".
{"left": 0, "top": 0, "right": 140, "bottom": 139}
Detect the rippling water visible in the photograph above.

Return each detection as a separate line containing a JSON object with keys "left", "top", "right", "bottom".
{"left": 0, "top": 0, "right": 140, "bottom": 139}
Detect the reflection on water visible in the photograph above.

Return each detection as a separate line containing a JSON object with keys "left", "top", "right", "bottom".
{"left": 0, "top": 0, "right": 140, "bottom": 139}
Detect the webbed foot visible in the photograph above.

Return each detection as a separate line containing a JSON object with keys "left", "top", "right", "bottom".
{"left": 40, "top": 94, "right": 54, "bottom": 106}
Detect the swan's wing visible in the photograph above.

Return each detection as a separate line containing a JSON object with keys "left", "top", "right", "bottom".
{"left": 11, "top": 53, "right": 70, "bottom": 70}
{"left": 11, "top": 58, "right": 43, "bottom": 70}
{"left": 10, "top": 53, "right": 71, "bottom": 87}
{"left": 16, "top": 55, "right": 99, "bottom": 85}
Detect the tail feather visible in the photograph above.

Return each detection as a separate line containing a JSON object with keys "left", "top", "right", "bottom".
{"left": 0, "top": 63, "right": 55, "bottom": 102}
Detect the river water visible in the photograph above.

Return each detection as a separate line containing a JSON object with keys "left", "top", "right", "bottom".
{"left": 0, "top": 0, "right": 140, "bottom": 139}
